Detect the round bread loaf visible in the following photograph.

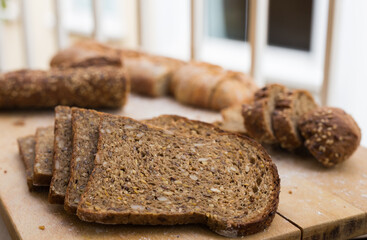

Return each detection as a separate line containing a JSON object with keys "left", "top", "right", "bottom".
{"left": 298, "top": 107, "right": 361, "bottom": 167}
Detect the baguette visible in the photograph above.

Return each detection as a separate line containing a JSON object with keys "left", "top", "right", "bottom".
{"left": 77, "top": 115, "right": 280, "bottom": 237}
{"left": 220, "top": 104, "right": 247, "bottom": 133}
{"left": 0, "top": 66, "right": 129, "bottom": 109}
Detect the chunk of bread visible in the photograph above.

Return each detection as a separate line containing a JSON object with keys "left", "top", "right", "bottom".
{"left": 272, "top": 90, "right": 317, "bottom": 150}
{"left": 33, "top": 126, "right": 54, "bottom": 186}
{"left": 77, "top": 115, "right": 280, "bottom": 237}
{"left": 49, "top": 106, "right": 72, "bottom": 204}
{"left": 220, "top": 104, "right": 247, "bottom": 134}
{"left": 0, "top": 66, "right": 129, "bottom": 109}
{"left": 209, "top": 71, "right": 258, "bottom": 110}
{"left": 242, "top": 84, "right": 287, "bottom": 144}
{"left": 17, "top": 135, "right": 36, "bottom": 191}
{"left": 64, "top": 108, "right": 101, "bottom": 214}
{"left": 298, "top": 107, "right": 361, "bottom": 167}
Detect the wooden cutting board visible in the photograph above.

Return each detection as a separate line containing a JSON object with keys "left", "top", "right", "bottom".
{"left": 0, "top": 94, "right": 366, "bottom": 240}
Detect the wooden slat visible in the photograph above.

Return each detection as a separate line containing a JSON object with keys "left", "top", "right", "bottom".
{"left": 53, "top": 0, "right": 68, "bottom": 50}
{"left": 19, "top": 0, "right": 33, "bottom": 68}
{"left": 92, "top": 0, "right": 103, "bottom": 42}
{"left": 190, "top": 0, "right": 195, "bottom": 60}
{"left": 320, "top": 0, "right": 336, "bottom": 106}
{"left": 136, "top": 0, "right": 142, "bottom": 47}
{"left": 0, "top": 22, "right": 4, "bottom": 72}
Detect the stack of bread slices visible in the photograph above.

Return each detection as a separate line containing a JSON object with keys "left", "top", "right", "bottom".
{"left": 17, "top": 106, "right": 280, "bottom": 237}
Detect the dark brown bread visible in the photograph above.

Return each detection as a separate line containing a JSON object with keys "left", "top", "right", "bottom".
{"left": 298, "top": 107, "right": 361, "bottom": 167}
{"left": 49, "top": 106, "right": 72, "bottom": 204}
{"left": 272, "top": 90, "right": 317, "bottom": 150}
{"left": 0, "top": 66, "right": 129, "bottom": 109}
{"left": 242, "top": 84, "right": 287, "bottom": 144}
{"left": 33, "top": 126, "right": 54, "bottom": 186}
{"left": 77, "top": 115, "right": 280, "bottom": 237}
{"left": 17, "top": 135, "right": 36, "bottom": 191}
{"left": 209, "top": 71, "right": 258, "bottom": 110}
{"left": 64, "top": 108, "right": 101, "bottom": 214}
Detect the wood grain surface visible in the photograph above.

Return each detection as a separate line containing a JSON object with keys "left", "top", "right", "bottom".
{"left": 0, "top": 94, "right": 366, "bottom": 239}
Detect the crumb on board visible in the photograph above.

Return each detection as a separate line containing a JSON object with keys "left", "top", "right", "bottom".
{"left": 13, "top": 119, "right": 25, "bottom": 126}
{"left": 288, "top": 190, "right": 292, "bottom": 194}
{"left": 4, "top": 170, "right": 7, "bottom": 174}
{"left": 39, "top": 226, "right": 45, "bottom": 230}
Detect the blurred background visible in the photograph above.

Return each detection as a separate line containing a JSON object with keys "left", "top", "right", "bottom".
{"left": 0, "top": 0, "right": 366, "bottom": 147}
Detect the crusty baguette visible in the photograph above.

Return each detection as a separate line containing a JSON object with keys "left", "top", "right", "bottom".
{"left": 272, "top": 90, "right": 317, "bottom": 150}
{"left": 33, "top": 126, "right": 54, "bottom": 186}
{"left": 298, "top": 107, "right": 361, "bottom": 167}
{"left": 0, "top": 66, "right": 129, "bottom": 109}
{"left": 220, "top": 104, "right": 247, "bottom": 134}
{"left": 49, "top": 106, "right": 72, "bottom": 204}
{"left": 209, "top": 71, "right": 258, "bottom": 110}
{"left": 77, "top": 115, "right": 280, "bottom": 237}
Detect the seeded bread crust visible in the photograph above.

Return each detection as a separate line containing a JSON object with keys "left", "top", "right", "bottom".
{"left": 64, "top": 108, "right": 101, "bottom": 214}
{"left": 298, "top": 107, "right": 361, "bottom": 167}
{"left": 33, "top": 126, "right": 54, "bottom": 186}
{"left": 0, "top": 66, "right": 130, "bottom": 109}
{"left": 49, "top": 106, "right": 72, "bottom": 204}
{"left": 272, "top": 90, "right": 318, "bottom": 150}
{"left": 77, "top": 115, "right": 280, "bottom": 237}
{"left": 242, "top": 84, "right": 287, "bottom": 144}
{"left": 209, "top": 71, "right": 258, "bottom": 111}
{"left": 17, "top": 135, "right": 36, "bottom": 191}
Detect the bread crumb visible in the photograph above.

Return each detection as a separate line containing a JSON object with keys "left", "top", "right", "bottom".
{"left": 288, "top": 190, "right": 292, "bottom": 194}
{"left": 39, "top": 226, "right": 45, "bottom": 230}
{"left": 13, "top": 120, "right": 25, "bottom": 126}
{"left": 4, "top": 170, "right": 7, "bottom": 174}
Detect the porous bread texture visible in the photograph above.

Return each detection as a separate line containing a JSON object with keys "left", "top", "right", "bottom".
{"left": 242, "top": 84, "right": 287, "bottom": 144}
{"left": 49, "top": 106, "right": 72, "bottom": 204}
{"left": 33, "top": 126, "right": 54, "bottom": 186}
{"left": 298, "top": 107, "right": 361, "bottom": 167}
{"left": 77, "top": 115, "right": 280, "bottom": 237}
{"left": 17, "top": 135, "right": 36, "bottom": 191}
{"left": 64, "top": 108, "right": 101, "bottom": 214}
{"left": 272, "top": 90, "right": 317, "bottom": 150}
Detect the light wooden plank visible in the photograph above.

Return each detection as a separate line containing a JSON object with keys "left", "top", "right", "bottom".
{"left": 0, "top": 95, "right": 300, "bottom": 240}
{"left": 19, "top": 0, "right": 33, "bottom": 68}
{"left": 92, "top": 0, "right": 104, "bottom": 42}
{"left": 277, "top": 177, "right": 366, "bottom": 240}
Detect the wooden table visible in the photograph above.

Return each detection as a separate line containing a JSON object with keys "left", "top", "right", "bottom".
{"left": 0, "top": 94, "right": 366, "bottom": 240}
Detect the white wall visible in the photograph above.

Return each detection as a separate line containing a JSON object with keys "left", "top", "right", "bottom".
{"left": 327, "top": 0, "right": 367, "bottom": 147}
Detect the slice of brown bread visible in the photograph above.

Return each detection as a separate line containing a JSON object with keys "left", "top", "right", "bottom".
{"left": 64, "top": 108, "right": 101, "bottom": 214}
{"left": 17, "top": 135, "right": 36, "bottom": 191}
{"left": 272, "top": 90, "right": 318, "bottom": 150}
{"left": 77, "top": 115, "right": 280, "bottom": 237}
{"left": 242, "top": 84, "right": 287, "bottom": 144}
{"left": 298, "top": 107, "right": 361, "bottom": 167}
{"left": 49, "top": 106, "right": 72, "bottom": 204}
{"left": 33, "top": 126, "right": 54, "bottom": 186}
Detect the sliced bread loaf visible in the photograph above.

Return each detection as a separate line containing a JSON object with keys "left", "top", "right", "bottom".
{"left": 298, "top": 107, "right": 361, "bottom": 167}
{"left": 272, "top": 90, "right": 317, "bottom": 150}
{"left": 242, "top": 84, "right": 287, "bottom": 144}
{"left": 77, "top": 115, "right": 280, "bottom": 237}
{"left": 17, "top": 135, "right": 36, "bottom": 191}
{"left": 33, "top": 126, "right": 54, "bottom": 186}
{"left": 220, "top": 104, "right": 247, "bottom": 134}
{"left": 49, "top": 106, "right": 72, "bottom": 204}
{"left": 64, "top": 108, "right": 101, "bottom": 214}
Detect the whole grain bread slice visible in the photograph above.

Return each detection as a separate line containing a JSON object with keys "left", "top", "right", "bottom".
{"left": 272, "top": 90, "right": 317, "bottom": 150}
{"left": 17, "top": 135, "right": 36, "bottom": 191}
{"left": 77, "top": 115, "right": 280, "bottom": 237}
{"left": 64, "top": 108, "right": 101, "bottom": 214}
{"left": 242, "top": 84, "right": 287, "bottom": 144}
{"left": 33, "top": 126, "right": 54, "bottom": 186}
{"left": 49, "top": 106, "right": 73, "bottom": 204}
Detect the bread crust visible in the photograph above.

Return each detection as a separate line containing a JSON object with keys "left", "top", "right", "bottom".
{"left": 298, "top": 107, "right": 361, "bottom": 167}
{"left": 272, "top": 90, "right": 317, "bottom": 150}
{"left": 77, "top": 115, "right": 280, "bottom": 237}
{"left": 17, "top": 135, "right": 36, "bottom": 191}
{"left": 0, "top": 66, "right": 130, "bottom": 109}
